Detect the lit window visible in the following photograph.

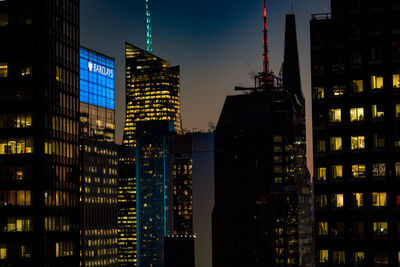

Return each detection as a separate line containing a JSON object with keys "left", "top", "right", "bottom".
{"left": 351, "top": 80, "right": 363, "bottom": 93}
{"left": 330, "top": 137, "right": 342, "bottom": 151}
{"left": 393, "top": 74, "right": 400, "bottom": 88}
{"left": 375, "top": 252, "right": 388, "bottom": 265}
{"left": 396, "top": 162, "right": 400, "bottom": 176}
{"left": 372, "top": 134, "right": 385, "bottom": 148}
{"left": 0, "top": 244, "right": 6, "bottom": 259}
{"left": 350, "top": 108, "right": 364, "bottom": 122}
{"left": 333, "top": 85, "right": 345, "bottom": 96}
{"left": 315, "top": 140, "right": 326, "bottom": 154}
{"left": 351, "top": 136, "right": 365, "bottom": 150}
{"left": 331, "top": 222, "right": 345, "bottom": 236}
{"left": 273, "top": 135, "right": 282, "bottom": 143}
{"left": 0, "top": 62, "right": 7, "bottom": 78}
{"left": 372, "top": 192, "right": 387, "bottom": 207}
{"left": 332, "top": 251, "right": 345, "bottom": 265}
{"left": 316, "top": 167, "right": 327, "bottom": 181}
{"left": 352, "top": 193, "right": 363, "bottom": 207}
{"left": 0, "top": 13, "right": 7, "bottom": 27}
{"left": 316, "top": 195, "right": 328, "bottom": 208}
{"left": 318, "top": 250, "right": 329, "bottom": 264}
{"left": 353, "top": 252, "right": 365, "bottom": 265}
{"left": 371, "top": 104, "right": 384, "bottom": 119}
{"left": 331, "top": 165, "right": 343, "bottom": 179}
{"left": 329, "top": 109, "right": 341, "bottom": 122}
{"left": 318, "top": 222, "right": 329, "bottom": 236}
{"left": 21, "top": 67, "right": 31, "bottom": 76}
{"left": 313, "top": 87, "right": 325, "bottom": 99}
{"left": 395, "top": 104, "right": 400, "bottom": 118}
{"left": 396, "top": 195, "right": 400, "bottom": 206}
{"left": 372, "top": 163, "right": 386, "bottom": 177}
{"left": 371, "top": 75, "right": 384, "bottom": 89}
{"left": 373, "top": 222, "right": 388, "bottom": 236}
{"left": 332, "top": 194, "right": 344, "bottom": 208}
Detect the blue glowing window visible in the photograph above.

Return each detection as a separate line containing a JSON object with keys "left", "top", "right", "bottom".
{"left": 79, "top": 47, "right": 115, "bottom": 110}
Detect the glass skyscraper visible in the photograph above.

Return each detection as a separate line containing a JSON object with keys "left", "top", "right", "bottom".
{"left": 0, "top": 0, "right": 80, "bottom": 265}
{"left": 79, "top": 47, "right": 118, "bottom": 267}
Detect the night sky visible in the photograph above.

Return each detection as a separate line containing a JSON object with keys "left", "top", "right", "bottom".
{"left": 80, "top": 0, "right": 331, "bottom": 171}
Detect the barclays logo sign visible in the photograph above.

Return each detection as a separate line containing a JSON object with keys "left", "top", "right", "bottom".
{"left": 88, "top": 61, "right": 114, "bottom": 78}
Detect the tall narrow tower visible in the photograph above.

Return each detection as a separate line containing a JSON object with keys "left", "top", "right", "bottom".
{"left": 146, "top": 0, "right": 153, "bottom": 53}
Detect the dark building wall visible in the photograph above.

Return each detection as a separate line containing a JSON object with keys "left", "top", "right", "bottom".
{"left": 0, "top": 0, "right": 80, "bottom": 266}
{"left": 164, "top": 236, "right": 195, "bottom": 267}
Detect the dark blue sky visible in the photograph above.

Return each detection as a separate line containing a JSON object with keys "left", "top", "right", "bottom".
{"left": 81, "top": 0, "right": 331, "bottom": 168}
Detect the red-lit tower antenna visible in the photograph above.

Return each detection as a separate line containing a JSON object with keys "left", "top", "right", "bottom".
{"left": 263, "top": 0, "right": 269, "bottom": 74}
{"left": 258, "top": 0, "right": 274, "bottom": 90}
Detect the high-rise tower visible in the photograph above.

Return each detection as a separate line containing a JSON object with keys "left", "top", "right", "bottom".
{"left": 0, "top": 0, "right": 80, "bottom": 265}
{"left": 123, "top": 42, "right": 182, "bottom": 147}
{"left": 312, "top": 1, "right": 400, "bottom": 266}
{"left": 212, "top": 10, "right": 312, "bottom": 267}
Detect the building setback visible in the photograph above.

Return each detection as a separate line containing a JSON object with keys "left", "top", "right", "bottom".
{"left": 212, "top": 14, "right": 312, "bottom": 267}
{"left": 312, "top": 0, "right": 400, "bottom": 266}
{"left": 0, "top": 0, "right": 80, "bottom": 265}
{"left": 79, "top": 47, "right": 118, "bottom": 267}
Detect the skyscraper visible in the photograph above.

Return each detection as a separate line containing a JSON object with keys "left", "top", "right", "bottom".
{"left": 117, "top": 145, "right": 137, "bottom": 266}
{"left": 311, "top": 1, "right": 400, "bottom": 266}
{"left": 212, "top": 14, "right": 312, "bottom": 267}
{"left": 135, "top": 120, "right": 175, "bottom": 267}
{"left": 168, "top": 132, "right": 214, "bottom": 267}
{"left": 123, "top": 42, "right": 182, "bottom": 148}
{"left": 0, "top": 0, "right": 80, "bottom": 265}
{"left": 79, "top": 47, "right": 118, "bottom": 267}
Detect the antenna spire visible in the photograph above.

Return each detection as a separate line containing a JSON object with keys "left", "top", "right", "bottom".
{"left": 146, "top": 0, "right": 153, "bottom": 53}
{"left": 263, "top": 0, "right": 269, "bottom": 74}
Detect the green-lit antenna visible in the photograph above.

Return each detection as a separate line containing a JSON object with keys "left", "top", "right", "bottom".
{"left": 146, "top": 0, "right": 153, "bottom": 53}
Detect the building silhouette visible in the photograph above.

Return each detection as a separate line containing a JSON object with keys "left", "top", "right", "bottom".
{"left": 212, "top": 14, "right": 312, "bottom": 267}
{"left": 0, "top": 0, "right": 80, "bottom": 265}
{"left": 312, "top": 0, "right": 400, "bottom": 266}
{"left": 79, "top": 47, "right": 118, "bottom": 267}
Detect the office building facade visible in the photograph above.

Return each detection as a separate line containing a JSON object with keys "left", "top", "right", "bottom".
{"left": 79, "top": 47, "right": 118, "bottom": 267}
{"left": 312, "top": 0, "right": 400, "bottom": 266}
{"left": 212, "top": 14, "right": 312, "bottom": 267}
{"left": 123, "top": 42, "right": 182, "bottom": 148}
{"left": 169, "top": 132, "right": 214, "bottom": 267}
{"left": 0, "top": 0, "right": 80, "bottom": 265}
{"left": 117, "top": 145, "right": 137, "bottom": 266}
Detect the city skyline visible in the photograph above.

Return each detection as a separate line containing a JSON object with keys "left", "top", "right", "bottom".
{"left": 81, "top": 0, "right": 330, "bottom": 172}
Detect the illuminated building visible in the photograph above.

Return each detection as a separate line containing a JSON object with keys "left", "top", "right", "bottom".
{"left": 117, "top": 145, "right": 137, "bottom": 266}
{"left": 123, "top": 42, "right": 182, "bottom": 148}
{"left": 168, "top": 132, "right": 214, "bottom": 267}
{"left": 212, "top": 14, "right": 312, "bottom": 267}
{"left": 0, "top": 0, "right": 80, "bottom": 265}
{"left": 79, "top": 47, "right": 118, "bottom": 267}
{"left": 135, "top": 120, "right": 175, "bottom": 267}
{"left": 312, "top": 1, "right": 400, "bottom": 266}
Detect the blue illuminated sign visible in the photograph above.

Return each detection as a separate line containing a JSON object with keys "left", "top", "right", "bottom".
{"left": 80, "top": 47, "right": 115, "bottom": 110}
